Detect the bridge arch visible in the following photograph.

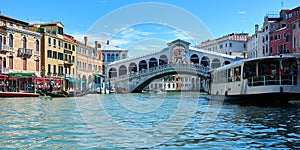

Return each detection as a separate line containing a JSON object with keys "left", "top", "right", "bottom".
{"left": 128, "top": 64, "right": 209, "bottom": 93}
{"left": 200, "top": 56, "right": 210, "bottom": 67}
{"left": 149, "top": 57, "right": 158, "bottom": 68}
{"left": 119, "top": 65, "right": 127, "bottom": 76}
{"left": 211, "top": 58, "right": 221, "bottom": 68}
{"left": 159, "top": 55, "right": 168, "bottom": 65}
{"left": 139, "top": 60, "right": 147, "bottom": 71}
{"left": 190, "top": 54, "right": 199, "bottom": 64}
{"left": 129, "top": 62, "right": 137, "bottom": 73}
{"left": 109, "top": 68, "right": 117, "bottom": 78}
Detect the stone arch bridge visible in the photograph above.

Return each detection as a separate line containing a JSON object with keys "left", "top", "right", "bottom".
{"left": 107, "top": 39, "right": 243, "bottom": 93}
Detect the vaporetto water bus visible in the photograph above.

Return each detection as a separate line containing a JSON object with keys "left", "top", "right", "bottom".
{"left": 209, "top": 55, "right": 300, "bottom": 103}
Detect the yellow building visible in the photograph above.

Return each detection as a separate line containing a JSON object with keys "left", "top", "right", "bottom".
{"left": 75, "top": 37, "right": 102, "bottom": 92}
{"left": 0, "top": 14, "right": 41, "bottom": 92}
{"left": 28, "top": 22, "right": 76, "bottom": 90}
{"left": 27, "top": 22, "right": 64, "bottom": 89}
{"left": 63, "top": 34, "right": 77, "bottom": 90}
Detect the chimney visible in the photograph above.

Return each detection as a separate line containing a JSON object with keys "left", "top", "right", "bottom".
{"left": 95, "top": 41, "right": 98, "bottom": 49}
{"left": 84, "top": 36, "right": 88, "bottom": 46}
{"left": 255, "top": 24, "right": 259, "bottom": 33}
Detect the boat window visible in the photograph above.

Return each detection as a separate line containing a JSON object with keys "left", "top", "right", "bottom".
{"left": 243, "top": 62, "right": 256, "bottom": 79}
{"left": 234, "top": 66, "right": 241, "bottom": 81}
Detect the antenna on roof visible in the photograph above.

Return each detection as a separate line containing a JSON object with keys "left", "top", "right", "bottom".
{"left": 281, "top": 2, "right": 284, "bottom": 9}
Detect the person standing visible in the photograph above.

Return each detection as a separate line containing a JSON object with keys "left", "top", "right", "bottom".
{"left": 49, "top": 80, "right": 54, "bottom": 92}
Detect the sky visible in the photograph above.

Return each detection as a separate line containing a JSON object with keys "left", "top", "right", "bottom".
{"left": 0, "top": 0, "right": 299, "bottom": 56}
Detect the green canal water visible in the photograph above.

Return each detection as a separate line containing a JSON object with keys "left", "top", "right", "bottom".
{"left": 0, "top": 92, "right": 300, "bottom": 149}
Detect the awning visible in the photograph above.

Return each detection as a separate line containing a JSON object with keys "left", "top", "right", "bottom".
{"left": 94, "top": 74, "right": 105, "bottom": 78}
{"left": 66, "top": 78, "right": 76, "bottom": 82}
{"left": 8, "top": 72, "right": 36, "bottom": 78}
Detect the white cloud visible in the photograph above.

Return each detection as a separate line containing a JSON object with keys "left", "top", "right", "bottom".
{"left": 238, "top": 11, "right": 247, "bottom": 14}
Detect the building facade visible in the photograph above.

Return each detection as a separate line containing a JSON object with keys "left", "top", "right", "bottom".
{"left": 0, "top": 14, "right": 41, "bottom": 92}
{"left": 197, "top": 33, "right": 249, "bottom": 58}
{"left": 101, "top": 43, "right": 128, "bottom": 75}
{"left": 28, "top": 22, "right": 69, "bottom": 90}
{"left": 76, "top": 37, "right": 102, "bottom": 92}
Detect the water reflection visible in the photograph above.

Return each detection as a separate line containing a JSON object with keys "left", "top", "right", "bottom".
{"left": 0, "top": 93, "right": 299, "bottom": 149}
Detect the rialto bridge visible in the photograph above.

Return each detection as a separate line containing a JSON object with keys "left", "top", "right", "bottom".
{"left": 107, "top": 39, "right": 243, "bottom": 93}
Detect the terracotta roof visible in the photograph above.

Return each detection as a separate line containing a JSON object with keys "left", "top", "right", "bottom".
{"left": 29, "top": 22, "right": 64, "bottom": 27}
{"left": 63, "top": 34, "right": 75, "bottom": 42}
{"left": 0, "top": 14, "right": 28, "bottom": 25}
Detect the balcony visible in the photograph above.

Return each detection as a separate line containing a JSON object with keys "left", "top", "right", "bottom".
{"left": 17, "top": 48, "right": 33, "bottom": 58}
{"left": 34, "top": 50, "right": 40, "bottom": 56}
{"left": 0, "top": 44, "right": 10, "bottom": 53}
{"left": 64, "top": 59, "right": 75, "bottom": 66}
{"left": 0, "top": 67, "right": 10, "bottom": 74}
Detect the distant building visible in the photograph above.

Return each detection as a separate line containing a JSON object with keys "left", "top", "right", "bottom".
{"left": 247, "top": 25, "right": 264, "bottom": 58}
{"left": 75, "top": 37, "right": 102, "bottom": 91}
{"left": 101, "top": 42, "right": 128, "bottom": 75}
{"left": 197, "top": 33, "right": 249, "bottom": 58}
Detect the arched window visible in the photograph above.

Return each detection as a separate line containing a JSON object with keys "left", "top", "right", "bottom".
{"left": 23, "top": 37, "right": 27, "bottom": 48}
{"left": 111, "top": 53, "right": 115, "bottom": 62}
{"left": 9, "top": 34, "right": 13, "bottom": 47}
{"left": 36, "top": 40, "right": 39, "bottom": 51}
{"left": 102, "top": 54, "right": 105, "bottom": 62}
{"left": 107, "top": 54, "right": 111, "bottom": 62}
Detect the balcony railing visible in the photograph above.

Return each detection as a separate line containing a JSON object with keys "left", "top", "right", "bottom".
{"left": 17, "top": 48, "right": 33, "bottom": 58}
{"left": 0, "top": 44, "right": 10, "bottom": 53}
{"left": 0, "top": 67, "right": 10, "bottom": 74}
{"left": 64, "top": 59, "right": 75, "bottom": 66}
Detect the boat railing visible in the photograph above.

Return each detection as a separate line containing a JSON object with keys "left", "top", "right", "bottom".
{"left": 247, "top": 74, "right": 296, "bottom": 86}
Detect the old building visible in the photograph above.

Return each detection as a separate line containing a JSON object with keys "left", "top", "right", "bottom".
{"left": 0, "top": 14, "right": 41, "bottom": 92}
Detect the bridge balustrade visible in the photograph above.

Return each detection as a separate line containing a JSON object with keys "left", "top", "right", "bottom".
{"left": 110, "top": 63, "right": 210, "bottom": 82}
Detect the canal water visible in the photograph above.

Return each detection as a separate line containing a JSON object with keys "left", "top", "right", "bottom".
{"left": 0, "top": 92, "right": 300, "bottom": 149}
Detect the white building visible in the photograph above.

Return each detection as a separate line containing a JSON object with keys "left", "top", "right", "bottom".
{"left": 197, "top": 33, "right": 249, "bottom": 58}
{"left": 247, "top": 25, "right": 264, "bottom": 58}
{"left": 101, "top": 42, "right": 128, "bottom": 75}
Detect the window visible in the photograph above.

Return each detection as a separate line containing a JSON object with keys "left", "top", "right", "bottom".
{"left": 58, "top": 52, "right": 64, "bottom": 60}
{"left": 58, "top": 27, "right": 63, "bottom": 35}
{"left": 293, "top": 23, "right": 296, "bottom": 30}
{"left": 122, "top": 54, "right": 126, "bottom": 59}
{"left": 9, "top": 34, "right": 13, "bottom": 47}
{"left": 219, "top": 44, "right": 223, "bottom": 49}
{"left": 53, "top": 65, "right": 56, "bottom": 74}
{"left": 48, "top": 64, "right": 51, "bottom": 73}
{"left": 72, "top": 56, "right": 75, "bottom": 62}
{"left": 293, "top": 37, "right": 296, "bottom": 49}
{"left": 53, "top": 39, "right": 56, "bottom": 47}
{"left": 229, "top": 43, "right": 232, "bottom": 47}
{"left": 22, "top": 37, "right": 27, "bottom": 48}
{"left": 36, "top": 40, "right": 39, "bottom": 51}
{"left": 53, "top": 51, "right": 57, "bottom": 59}
{"left": 48, "top": 37, "right": 51, "bottom": 46}
{"left": 64, "top": 43, "right": 67, "bottom": 49}
{"left": 47, "top": 50, "right": 52, "bottom": 58}
{"left": 298, "top": 22, "right": 300, "bottom": 28}
{"left": 72, "top": 45, "right": 75, "bottom": 51}
{"left": 58, "top": 40, "right": 61, "bottom": 48}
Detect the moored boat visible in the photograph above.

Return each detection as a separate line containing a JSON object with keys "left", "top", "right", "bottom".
{"left": 209, "top": 55, "right": 300, "bottom": 103}
{"left": 0, "top": 92, "right": 40, "bottom": 97}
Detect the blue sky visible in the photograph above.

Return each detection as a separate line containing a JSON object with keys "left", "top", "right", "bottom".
{"left": 1, "top": 0, "right": 299, "bottom": 56}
